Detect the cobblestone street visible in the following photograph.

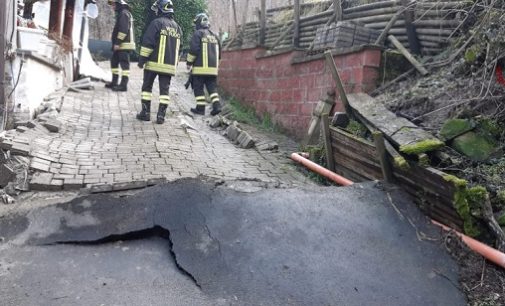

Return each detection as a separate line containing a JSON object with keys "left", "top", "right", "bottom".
{"left": 1, "top": 63, "right": 312, "bottom": 194}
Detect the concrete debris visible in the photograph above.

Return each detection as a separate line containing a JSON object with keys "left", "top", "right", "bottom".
{"left": 0, "top": 190, "right": 15, "bottom": 204}
{"left": 41, "top": 119, "right": 62, "bottom": 133}
{"left": 237, "top": 131, "right": 255, "bottom": 149}
{"left": 69, "top": 77, "right": 94, "bottom": 90}
{"left": 256, "top": 140, "right": 279, "bottom": 151}
{"left": 179, "top": 115, "right": 197, "bottom": 131}
{"left": 209, "top": 116, "right": 223, "bottom": 128}
{"left": 225, "top": 123, "right": 241, "bottom": 143}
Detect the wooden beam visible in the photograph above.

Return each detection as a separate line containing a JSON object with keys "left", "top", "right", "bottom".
{"left": 259, "top": 0, "right": 266, "bottom": 46}
{"left": 0, "top": 0, "right": 6, "bottom": 129}
{"left": 293, "top": 0, "right": 300, "bottom": 48}
{"left": 241, "top": 0, "right": 250, "bottom": 29}
{"left": 231, "top": 0, "right": 238, "bottom": 34}
{"left": 63, "top": 0, "right": 76, "bottom": 44}
{"left": 334, "top": 0, "right": 342, "bottom": 21}
{"left": 373, "top": 131, "right": 394, "bottom": 183}
{"left": 324, "top": 50, "right": 352, "bottom": 115}
{"left": 321, "top": 114, "right": 335, "bottom": 172}
{"left": 387, "top": 35, "right": 428, "bottom": 76}
{"left": 375, "top": 11, "right": 400, "bottom": 45}
{"left": 401, "top": 0, "right": 421, "bottom": 55}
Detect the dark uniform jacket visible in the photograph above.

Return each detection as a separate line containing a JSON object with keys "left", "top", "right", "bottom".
{"left": 139, "top": 16, "right": 182, "bottom": 76}
{"left": 111, "top": 7, "right": 135, "bottom": 51}
{"left": 187, "top": 28, "right": 221, "bottom": 76}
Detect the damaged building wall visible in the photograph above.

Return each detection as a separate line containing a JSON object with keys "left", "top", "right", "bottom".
{"left": 218, "top": 47, "right": 381, "bottom": 139}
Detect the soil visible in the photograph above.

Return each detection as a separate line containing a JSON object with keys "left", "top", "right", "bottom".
{"left": 445, "top": 232, "right": 505, "bottom": 306}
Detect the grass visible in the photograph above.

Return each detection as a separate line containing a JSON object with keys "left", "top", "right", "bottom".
{"left": 226, "top": 97, "right": 279, "bottom": 133}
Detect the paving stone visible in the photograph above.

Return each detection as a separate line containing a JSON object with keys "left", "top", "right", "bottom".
{"left": 237, "top": 131, "right": 255, "bottom": 149}
{"left": 10, "top": 143, "right": 31, "bottom": 156}
{"left": 226, "top": 124, "right": 241, "bottom": 143}
{"left": 47, "top": 179, "right": 64, "bottom": 191}
{"left": 15, "top": 126, "right": 31, "bottom": 133}
{"left": 63, "top": 178, "right": 84, "bottom": 190}
{"left": 209, "top": 116, "right": 223, "bottom": 128}
{"left": 90, "top": 184, "right": 113, "bottom": 193}
{"left": 30, "top": 173, "right": 54, "bottom": 190}
{"left": 256, "top": 140, "right": 279, "bottom": 151}
{"left": 0, "top": 140, "right": 13, "bottom": 150}
{"left": 30, "top": 160, "right": 51, "bottom": 172}
{"left": 42, "top": 119, "right": 62, "bottom": 132}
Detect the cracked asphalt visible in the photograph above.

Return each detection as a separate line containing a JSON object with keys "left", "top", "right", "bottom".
{"left": 0, "top": 179, "right": 466, "bottom": 305}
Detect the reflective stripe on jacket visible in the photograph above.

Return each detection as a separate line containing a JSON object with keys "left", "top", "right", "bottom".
{"left": 139, "top": 17, "right": 182, "bottom": 75}
{"left": 187, "top": 29, "right": 221, "bottom": 76}
{"left": 112, "top": 8, "right": 136, "bottom": 51}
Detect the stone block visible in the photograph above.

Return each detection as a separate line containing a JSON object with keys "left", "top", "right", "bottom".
{"left": 30, "top": 159, "right": 51, "bottom": 172}
{"left": 209, "top": 116, "right": 223, "bottom": 128}
{"left": 42, "top": 119, "right": 62, "bottom": 133}
{"left": 30, "top": 173, "right": 54, "bottom": 191}
{"left": 256, "top": 140, "right": 279, "bottom": 151}
{"left": 237, "top": 131, "right": 255, "bottom": 149}
{"left": 90, "top": 184, "right": 113, "bottom": 193}
{"left": 63, "top": 178, "right": 84, "bottom": 190}
{"left": 10, "top": 143, "right": 31, "bottom": 156}
{"left": 112, "top": 180, "right": 147, "bottom": 191}
{"left": 226, "top": 124, "right": 241, "bottom": 143}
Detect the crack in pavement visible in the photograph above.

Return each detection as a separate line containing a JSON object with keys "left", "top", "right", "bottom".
{"left": 50, "top": 226, "right": 202, "bottom": 288}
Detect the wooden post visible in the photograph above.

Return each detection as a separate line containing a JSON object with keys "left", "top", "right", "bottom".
{"left": 324, "top": 50, "right": 352, "bottom": 115}
{"left": 401, "top": 0, "right": 421, "bottom": 55}
{"left": 259, "top": 0, "right": 266, "bottom": 46}
{"left": 293, "top": 0, "right": 300, "bottom": 48}
{"left": 375, "top": 12, "right": 400, "bottom": 46}
{"left": 241, "top": 0, "right": 250, "bottom": 29}
{"left": 0, "top": 0, "right": 6, "bottom": 128}
{"left": 387, "top": 35, "right": 428, "bottom": 75}
{"left": 63, "top": 0, "right": 76, "bottom": 44}
{"left": 49, "top": 0, "right": 64, "bottom": 39}
{"left": 373, "top": 131, "right": 393, "bottom": 183}
{"left": 334, "top": 0, "right": 342, "bottom": 21}
{"left": 231, "top": 0, "right": 238, "bottom": 34}
{"left": 321, "top": 114, "right": 335, "bottom": 172}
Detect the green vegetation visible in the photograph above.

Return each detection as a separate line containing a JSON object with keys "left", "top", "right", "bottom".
{"left": 226, "top": 97, "right": 279, "bottom": 132}
{"left": 345, "top": 119, "right": 368, "bottom": 138}
{"left": 452, "top": 131, "right": 496, "bottom": 161}
{"left": 399, "top": 138, "right": 445, "bottom": 155}
{"left": 439, "top": 118, "right": 475, "bottom": 141}
{"left": 300, "top": 144, "right": 333, "bottom": 185}
{"left": 443, "top": 175, "right": 484, "bottom": 237}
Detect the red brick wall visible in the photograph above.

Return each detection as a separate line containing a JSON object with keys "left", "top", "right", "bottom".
{"left": 218, "top": 47, "right": 381, "bottom": 139}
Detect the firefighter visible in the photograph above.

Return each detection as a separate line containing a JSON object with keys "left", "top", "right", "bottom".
{"left": 136, "top": 0, "right": 182, "bottom": 124}
{"left": 105, "top": 0, "right": 136, "bottom": 91}
{"left": 186, "top": 13, "right": 222, "bottom": 116}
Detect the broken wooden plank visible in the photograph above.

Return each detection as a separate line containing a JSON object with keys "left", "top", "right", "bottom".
{"left": 304, "top": 91, "right": 336, "bottom": 145}
{"left": 388, "top": 35, "right": 428, "bottom": 75}
{"left": 324, "top": 50, "right": 352, "bottom": 116}
{"left": 347, "top": 93, "right": 444, "bottom": 154}
{"left": 373, "top": 131, "right": 393, "bottom": 183}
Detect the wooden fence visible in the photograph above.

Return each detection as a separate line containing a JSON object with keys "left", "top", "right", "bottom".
{"left": 225, "top": 0, "right": 469, "bottom": 55}
{"left": 329, "top": 126, "right": 464, "bottom": 231}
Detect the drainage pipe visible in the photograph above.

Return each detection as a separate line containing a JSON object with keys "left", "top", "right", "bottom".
{"left": 432, "top": 220, "right": 505, "bottom": 269}
{"left": 291, "top": 152, "right": 354, "bottom": 186}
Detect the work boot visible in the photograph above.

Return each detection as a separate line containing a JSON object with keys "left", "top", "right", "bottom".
{"left": 210, "top": 101, "right": 222, "bottom": 116}
{"left": 190, "top": 105, "right": 205, "bottom": 116}
{"left": 156, "top": 104, "right": 168, "bottom": 124}
{"left": 105, "top": 75, "right": 118, "bottom": 89}
{"left": 136, "top": 100, "right": 151, "bottom": 121}
{"left": 112, "top": 77, "right": 128, "bottom": 92}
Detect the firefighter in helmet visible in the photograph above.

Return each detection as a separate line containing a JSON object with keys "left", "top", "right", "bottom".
{"left": 136, "top": 0, "right": 182, "bottom": 124}
{"left": 105, "top": 0, "right": 136, "bottom": 91}
{"left": 186, "top": 13, "right": 222, "bottom": 116}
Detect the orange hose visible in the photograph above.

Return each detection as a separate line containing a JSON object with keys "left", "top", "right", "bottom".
{"left": 291, "top": 153, "right": 354, "bottom": 186}
{"left": 432, "top": 220, "right": 505, "bottom": 269}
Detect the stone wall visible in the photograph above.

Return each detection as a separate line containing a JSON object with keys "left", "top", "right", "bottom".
{"left": 218, "top": 47, "right": 381, "bottom": 139}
